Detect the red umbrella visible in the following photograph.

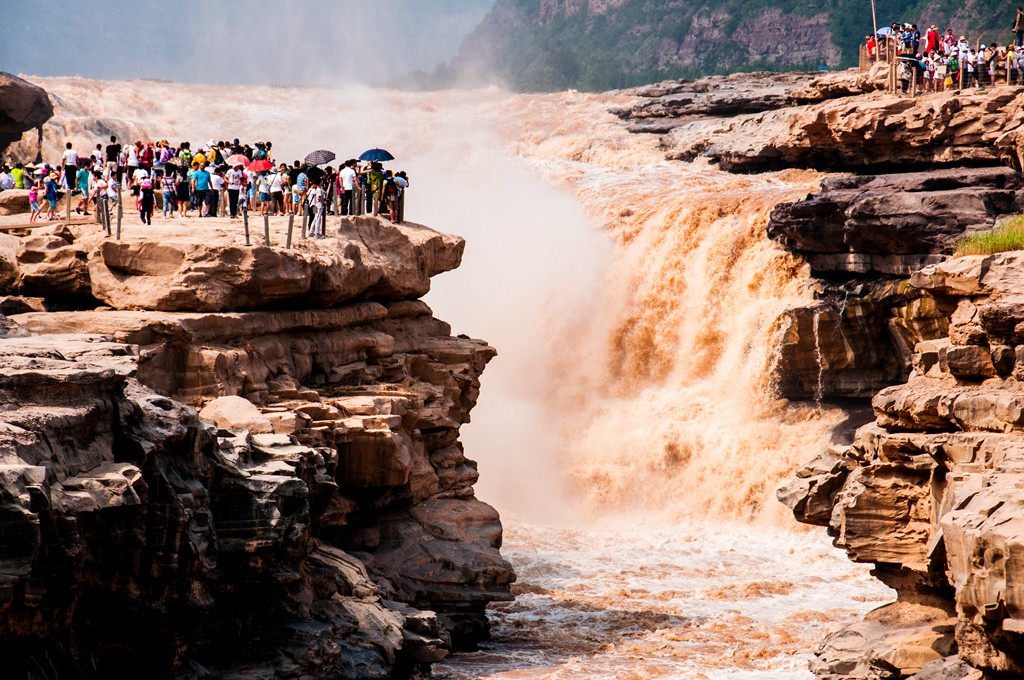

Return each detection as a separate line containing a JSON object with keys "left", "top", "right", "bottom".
{"left": 248, "top": 160, "right": 273, "bottom": 172}
{"left": 227, "top": 154, "right": 250, "bottom": 168}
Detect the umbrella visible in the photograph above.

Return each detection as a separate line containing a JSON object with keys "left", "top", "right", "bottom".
{"left": 304, "top": 149, "right": 336, "bottom": 166}
{"left": 876, "top": 27, "right": 892, "bottom": 36}
{"left": 249, "top": 160, "right": 274, "bottom": 172}
{"left": 165, "top": 155, "right": 186, "bottom": 167}
{"left": 227, "top": 154, "right": 250, "bottom": 168}
{"left": 359, "top": 148, "right": 394, "bottom": 162}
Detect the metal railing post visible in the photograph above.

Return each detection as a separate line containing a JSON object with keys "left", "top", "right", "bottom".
{"left": 243, "top": 205, "right": 250, "bottom": 245}
{"left": 286, "top": 213, "right": 294, "bottom": 249}
{"left": 263, "top": 212, "right": 271, "bottom": 247}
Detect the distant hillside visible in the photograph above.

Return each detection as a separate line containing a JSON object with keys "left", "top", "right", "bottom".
{"left": 396, "top": 0, "right": 1020, "bottom": 92}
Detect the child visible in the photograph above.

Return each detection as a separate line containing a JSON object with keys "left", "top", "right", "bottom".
{"left": 139, "top": 176, "right": 154, "bottom": 225}
{"left": 29, "top": 185, "right": 41, "bottom": 223}
{"left": 307, "top": 181, "right": 326, "bottom": 238}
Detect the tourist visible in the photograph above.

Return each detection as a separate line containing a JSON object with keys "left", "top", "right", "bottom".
{"left": 1016, "top": 8, "right": 1024, "bottom": 49}
{"left": 162, "top": 170, "right": 178, "bottom": 219}
{"left": 28, "top": 183, "right": 41, "bottom": 223}
{"left": 226, "top": 164, "right": 243, "bottom": 218}
{"left": 126, "top": 141, "right": 141, "bottom": 182}
{"left": 75, "top": 163, "right": 92, "bottom": 215}
{"left": 11, "top": 162, "right": 26, "bottom": 189}
{"left": 338, "top": 159, "right": 356, "bottom": 215}
{"left": 44, "top": 173, "right": 58, "bottom": 220}
{"left": 61, "top": 142, "right": 78, "bottom": 192}
{"left": 307, "top": 180, "right": 326, "bottom": 238}
{"left": 176, "top": 167, "right": 190, "bottom": 218}
{"left": 191, "top": 161, "right": 212, "bottom": 217}
{"left": 208, "top": 167, "right": 224, "bottom": 217}
{"left": 91, "top": 170, "right": 108, "bottom": 222}
{"left": 139, "top": 174, "right": 154, "bottom": 225}
{"left": 269, "top": 164, "right": 285, "bottom": 215}
{"left": 0, "top": 166, "right": 13, "bottom": 191}
{"left": 105, "top": 136, "right": 121, "bottom": 184}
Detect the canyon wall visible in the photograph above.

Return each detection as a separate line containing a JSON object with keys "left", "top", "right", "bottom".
{"left": 0, "top": 215, "right": 513, "bottom": 679}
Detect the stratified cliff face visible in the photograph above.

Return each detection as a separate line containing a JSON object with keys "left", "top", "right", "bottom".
{"left": 781, "top": 254, "right": 1024, "bottom": 679}
{"left": 0, "top": 216, "right": 513, "bottom": 680}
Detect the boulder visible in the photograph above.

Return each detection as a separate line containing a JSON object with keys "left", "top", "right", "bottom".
{"left": 0, "top": 188, "right": 31, "bottom": 215}
{"left": 0, "top": 73, "right": 53, "bottom": 158}
{"left": 198, "top": 395, "right": 274, "bottom": 434}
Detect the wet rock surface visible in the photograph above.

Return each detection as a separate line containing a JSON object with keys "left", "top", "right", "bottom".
{"left": 0, "top": 214, "right": 513, "bottom": 679}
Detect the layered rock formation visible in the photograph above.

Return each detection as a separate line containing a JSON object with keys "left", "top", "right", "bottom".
{"left": 780, "top": 253, "right": 1024, "bottom": 679}
{"left": 612, "top": 68, "right": 884, "bottom": 134}
{"left": 0, "top": 215, "right": 513, "bottom": 680}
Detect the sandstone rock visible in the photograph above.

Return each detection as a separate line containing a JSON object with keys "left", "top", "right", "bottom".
{"left": 945, "top": 346, "right": 997, "bottom": 379}
{"left": 663, "top": 88, "right": 1024, "bottom": 173}
{"left": 65, "top": 217, "right": 463, "bottom": 311}
{"left": 767, "top": 168, "right": 1021, "bottom": 275}
{"left": 0, "top": 73, "right": 53, "bottom": 158}
{"left": 811, "top": 601, "right": 956, "bottom": 680}
{"left": 0, "top": 188, "right": 31, "bottom": 215}
{"left": 199, "top": 395, "right": 274, "bottom": 434}
{"left": 15, "top": 226, "right": 92, "bottom": 300}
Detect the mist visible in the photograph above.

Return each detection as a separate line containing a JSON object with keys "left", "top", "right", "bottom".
{"left": 1, "top": 0, "right": 494, "bottom": 86}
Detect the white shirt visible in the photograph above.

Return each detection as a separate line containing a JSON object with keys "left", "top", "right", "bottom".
{"left": 62, "top": 149, "right": 79, "bottom": 166}
{"left": 0, "top": 172, "right": 14, "bottom": 190}
{"left": 133, "top": 168, "right": 149, "bottom": 183}
{"left": 210, "top": 174, "right": 225, "bottom": 191}
{"left": 340, "top": 166, "right": 356, "bottom": 190}
{"left": 268, "top": 172, "right": 283, "bottom": 192}
{"left": 127, "top": 147, "right": 139, "bottom": 166}
{"left": 226, "top": 169, "right": 242, "bottom": 190}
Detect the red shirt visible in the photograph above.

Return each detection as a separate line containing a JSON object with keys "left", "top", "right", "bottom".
{"left": 926, "top": 30, "right": 938, "bottom": 53}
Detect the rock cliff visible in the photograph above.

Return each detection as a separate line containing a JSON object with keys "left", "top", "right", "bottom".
{"left": 0, "top": 215, "right": 513, "bottom": 680}
{"left": 781, "top": 253, "right": 1024, "bottom": 679}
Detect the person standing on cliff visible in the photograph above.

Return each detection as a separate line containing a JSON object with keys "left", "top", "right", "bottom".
{"left": 105, "top": 136, "right": 121, "bottom": 185}
{"left": 61, "top": 142, "right": 78, "bottom": 194}
{"left": 926, "top": 26, "right": 939, "bottom": 54}
{"left": 1015, "top": 8, "right": 1024, "bottom": 48}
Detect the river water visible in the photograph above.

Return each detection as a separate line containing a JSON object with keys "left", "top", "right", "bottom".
{"left": 24, "top": 77, "right": 893, "bottom": 678}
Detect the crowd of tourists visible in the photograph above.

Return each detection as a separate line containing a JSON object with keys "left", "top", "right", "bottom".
{"left": 0, "top": 136, "right": 409, "bottom": 230}
{"left": 866, "top": 9, "right": 1024, "bottom": 92}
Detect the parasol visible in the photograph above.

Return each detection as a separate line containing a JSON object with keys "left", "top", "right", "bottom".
{"left": 304, "top": 149, "right": 336, "bottom": 166}
{"left": 359, "top": 148, "right": 394, "bottom": 162}
{"left": 227, "top": 154, "right": 250, "bottom": 168}
{"left": 249, "top": 160, "right": 274, "bottom": 172}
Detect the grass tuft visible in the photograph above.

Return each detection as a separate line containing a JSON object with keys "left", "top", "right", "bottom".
{"left": 953, "top": 215, "right": 1024, "bottom": 257}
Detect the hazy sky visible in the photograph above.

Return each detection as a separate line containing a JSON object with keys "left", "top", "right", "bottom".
{"left": 1, "top": 0, "right": 494, "bottom": 85}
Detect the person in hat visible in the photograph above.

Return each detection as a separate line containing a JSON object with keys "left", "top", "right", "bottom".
{"left": 926, "top": 25, "right": 938, "bottom": 53}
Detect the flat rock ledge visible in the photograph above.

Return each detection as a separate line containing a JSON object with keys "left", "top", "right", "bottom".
{"left": 780, "top": 252, "right": 1024, "bottom": 680}
{"left": 0, "top": 216, "right": 513, "bottom": 680}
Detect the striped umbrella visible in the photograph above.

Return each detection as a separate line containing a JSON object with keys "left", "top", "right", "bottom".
{"left": 304, "top": 149, "right": 336, "bottom": 166}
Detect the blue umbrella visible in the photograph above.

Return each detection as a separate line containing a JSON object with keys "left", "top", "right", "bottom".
{"left": 359, "top": 148, "right": 395, "bottom": 162}
{"left": 876, "top": 26, "right": 892, "bottom": 36}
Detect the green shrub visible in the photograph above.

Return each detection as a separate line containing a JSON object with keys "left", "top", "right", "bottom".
{"left": 953, "top": 215, "right": 1024, "bottom": 257}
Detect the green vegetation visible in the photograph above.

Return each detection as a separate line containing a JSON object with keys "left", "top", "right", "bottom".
{"left": 399, "top": 0, "right": 1020, "bottom": 92}
{"left": 953, "top": 216, "right": 1024, "bottom": 257}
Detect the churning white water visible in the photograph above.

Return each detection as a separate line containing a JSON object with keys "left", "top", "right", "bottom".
{"left": 23, "top": 76, "right": 893, "bottom": 678}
